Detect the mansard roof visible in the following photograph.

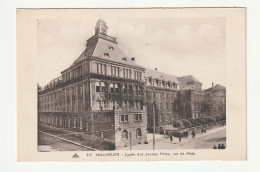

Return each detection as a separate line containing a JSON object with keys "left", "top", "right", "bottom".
{"left": 177, "top": 75, "right": 202, "bottom": 85}
{"left": 62, "top": 33, "right": 144, "bottom": 73}
{"left": 144, "top": 68, "right": 179, "bottom": 84}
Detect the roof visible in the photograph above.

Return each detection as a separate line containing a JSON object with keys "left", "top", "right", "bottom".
{"left": 205, "top": 84, "right": 226, "bottom": 92}
{"left": 49, "top": 75, "right": 62, "bottom": 84}
{"left": 64, "top": 33, "right": 144, "bottom": 72}
{"left": 92, "top": 38, "right": 143, "bottom": 68}
{"left": 177, "top": 75, "right": 202, "bottom": 85}
{"left": 144, "top": 68, "right": 179, "bottom": 84}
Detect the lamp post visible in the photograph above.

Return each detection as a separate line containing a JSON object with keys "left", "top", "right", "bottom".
{"left": 129, "top": 131, "right": 132, "bottom": 150}
{"left": 153, "top": 104, "right": 155, "bottom": 150}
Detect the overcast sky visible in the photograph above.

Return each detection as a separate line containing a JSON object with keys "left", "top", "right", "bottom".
{"left": 37, "top": 15, "right": 226, "bottom": 89}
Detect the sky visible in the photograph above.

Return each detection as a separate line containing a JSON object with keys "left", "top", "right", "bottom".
{"left": 37, "top": 14, "right": 226, "bottom": 89}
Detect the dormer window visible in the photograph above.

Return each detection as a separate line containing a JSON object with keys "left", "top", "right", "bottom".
{"left": 109, "top": 46, "right": 114, "bottom": 51}
{"left": 104, "top": 52, "right": 110, "bottom": 57}
{"left": 122, "top": 57, "right": 127, "bottom": 61}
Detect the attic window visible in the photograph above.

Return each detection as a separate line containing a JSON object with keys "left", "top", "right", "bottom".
{"left": 104, "top": 53, "right": 110, "bottom": 57}
{"left": 109, "top": 46, "right": 114, "bottom": 51}
{"left": 122, "top": 57, "right": 127, "bottom": 61}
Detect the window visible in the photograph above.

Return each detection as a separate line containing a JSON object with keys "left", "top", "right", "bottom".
{"left": 95, "top": 82, "right": 101, "bottom": 92}
{"left": 135, "top": 114, "right": 142, "bottom": 121}
{"left": 102, "top": 64, "right": 106, "bottom": 75}
{"left": 100, "top": 131, "right": 104, "bottom": 138}
{"left": 136, "top": 128, "right": 142, "bottom": 137}
{"left": 122, "top": 130, "right": 128, "bottom": 139}
{"left": 79, "top": 118, "right": 82, "bottom": 129}
{"left": 105, "top": 114, "right": 111, "bottom": 123}
{"left": 59, "top": 117, "right": 62, "bottom": 126}
{"left": 68, "top": 118, "right": 71, "bottom": 128}
{"left": 166, "top": 103, "right": 169, "bottom": 110}
{"left": 123, "top": 84, "right": 127, "bottom": 94}
{"left": 120, "top": 115, "right": 128, "bottom": 122}
{"left": 126, "top": 69, "right": 129, "bottom": 79}
{"left": 104, "top": 52, "right": 110, "bottom": 57}
{"left": 79, "top": 85, "right": 83, "bottom": 95}
{"left": 110, "top": 83, "right": 114, "bottom": 93}
{"left": 94, "top": 115, "right": 98, "bottom": 122}
{"left": 114, "top": 84, "right": 119, "bottom": 93}
{"left": 73, "top": 118, "right": 76, "bottom": 128}
{"left": 123, "top": 68, "right": 126, "bottom": 78}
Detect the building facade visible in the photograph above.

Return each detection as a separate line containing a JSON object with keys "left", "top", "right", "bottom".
{"left": 38, "top": 19, "right": 147, "bottom": 149}
{"left": 38, "top": 19, "right": 226, "bottom": 149}
{"left": 203, "top": 84, "right": 226, "bottom": 116}
{"left": 178, "top": 75, "right": 204, "bottom": 119}
{"left": 144, "top": 68, "right": 180, "bottom": 132}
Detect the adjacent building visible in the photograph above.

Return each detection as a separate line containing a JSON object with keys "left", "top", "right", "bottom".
{"left": 177, "top": 75, "right": 204, "bottom": 119}
{"left": 144, "top": 68, "right": 180, "bottom": 132}
{"left": 203, "top": 84, "right": 226, "bottom": 116}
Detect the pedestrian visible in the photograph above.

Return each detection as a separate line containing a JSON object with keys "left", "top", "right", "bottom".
{"left": 192, "top": 131, "right": 195, "bottom": 139}
{"left": 183, "top": 131, "right": 186, "bottom": 138}
{"left": 186, "top": 131, "right": 188, "bottom": 138}
{"left": 201, "top": 128, "right": 203, "bottom": 134}
{"left": 221, "top": 143, "right": 225, "bottom": 149}
{"left": 218, "top": 144, "right": 222, "bottom": 149}
{"left": 213, "top": 145, "right": 217, "bottom": 149}
{"left": 204, "top": 128, "right": 207, "bottom": 133}
{"left": 170, "top": 134, "right": 173, "bottom": 143}
{"left": 179, "top": 135, "right": 181, "bottom": 143}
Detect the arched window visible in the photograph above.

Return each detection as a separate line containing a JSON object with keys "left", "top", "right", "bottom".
{"left": 136, "top": 128, "right": 142, "bottom": 137}
{"left": 122, "top": 130, "right": 128, "bottom": 139}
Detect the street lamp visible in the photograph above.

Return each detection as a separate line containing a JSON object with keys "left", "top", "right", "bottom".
{"left": 129, "top": 131, "right": 132, "bottom": 150}
{"left": 153, "top": 104, "right": 155, "bottom": 150}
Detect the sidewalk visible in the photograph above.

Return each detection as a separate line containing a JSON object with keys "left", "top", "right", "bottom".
{"left": 119, "top": 126, "right": 226, "bottom": 150}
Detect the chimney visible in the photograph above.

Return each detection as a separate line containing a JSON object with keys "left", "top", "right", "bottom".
{"left": 155, "top": 68, "right": 158, "bottom": 71}
{"left": 212, "top": 82, "right": 214, "bottom": 88}
{"left": 131, "top": 57, "right": 135, "bottom": 61}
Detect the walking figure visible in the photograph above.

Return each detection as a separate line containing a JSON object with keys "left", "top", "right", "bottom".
{"left": 221, "top": 143, "right": 225, "bottom": 149}
{"left": 213, "top": 145, "right": 217, "bottom": 149}
{"left": 185, "top": 130, "right": 188, "bottom": 138}
{"left": 170, "top": 134, "right": 173, "bottom": 143}
{"left": 192, "top": 131, "right": 195, "bottom": 139}
{"left": 218, "top": 144, "right": 222, "bottom": 149}
{"left": 201, "top": 128, "right": 203, "bottom": 134}
{"left": 179, "top": 136, "right": 181, "bottom": 143}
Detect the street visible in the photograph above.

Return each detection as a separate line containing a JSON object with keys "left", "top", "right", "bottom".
{"left": 38, "top": 132, "right": 93, "bottom": 151}
{"left": 120, "top": 126, "right": 226, "bottom": 150}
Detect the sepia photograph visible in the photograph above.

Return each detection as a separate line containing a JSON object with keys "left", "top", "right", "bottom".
{"left": 17, "top": 8, "right": 246, "bottom": 161}
{"left": 37, "top": 15, "right": 226, "bottom": 151}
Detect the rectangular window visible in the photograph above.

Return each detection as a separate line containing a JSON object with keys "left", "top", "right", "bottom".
{"left": 126, "top": 69, "right": 128, "bottom": 79}
{"left": 94, "top": 115, "right": 98, "bottom": 122}
{"left": 135, "top": 114, "right": 142, "bottom": 121}
{"left": 100, "top": 131, "right": 104, "bottom": 138}
{"left": 123, "top": 68, "right": 125, "bottom": 78}
{"left": 120, "top": 115, "right": 128, "bottom": 122}
{"left": 106, "top": 115, "right": 111, "bottom": 123}
{"left": 117, "top": 67, "right": 120, "bottom": 77}
{"left": 79, "top": 118, "right": 82, "bottom": 129}
{"left": 102, "top": 64, "right": 106, "bottom": 75}
{"left": 73, "top": 118, "right": 76, "bottom": 128}
{"left": 96, "top": 85, "right": 101, "bottom": 92}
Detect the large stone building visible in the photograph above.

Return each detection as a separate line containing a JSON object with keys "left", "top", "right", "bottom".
{"left": 38, "top": 19, "right": 225, "bottom": 149}
{"left": 38, "top": 19, "right": 147, "bottom": 149}
{"left": 177, "top": 75, "right": 204, "bottom": 119}
{"left": 203, "top": 84, "right": 226, "bottom": 116}
{"left": 144, "top": 68, "right": 180, "bottom": 132}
